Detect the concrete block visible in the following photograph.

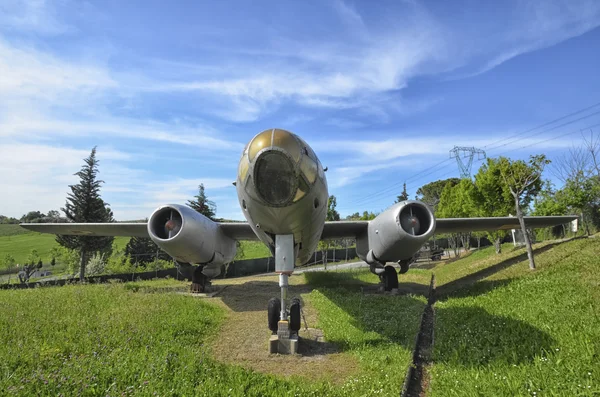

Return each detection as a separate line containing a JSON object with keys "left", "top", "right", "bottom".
{"left": 268, "top": 333, "right": 299, "bottom": 355}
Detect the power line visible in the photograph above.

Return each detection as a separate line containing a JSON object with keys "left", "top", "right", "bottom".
{"left": 482, "top": 101, "right": 600, "bottom": 150}
{"left": 338, "top": 101, "right": 600, "bottom": 210}
{"left": 340, "top": 120, "right": 600, "bottom": 212}
{"left": 484, "top": 109, "right": 600, "bottom": 153}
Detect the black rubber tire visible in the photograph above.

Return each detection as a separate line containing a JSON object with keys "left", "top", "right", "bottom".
{"left": 289, "top": 297, "right": 301, "bottom": 332}
{"left": 383, "top": 266, "right": 399, "bottom": 291}
{"left": 268, "top": 297, "right": 281, "bottom": 334}
{"left": 399, "top": 261, "right": 409, "bottom": 274}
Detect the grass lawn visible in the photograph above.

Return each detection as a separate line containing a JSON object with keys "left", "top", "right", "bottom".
{"left": 0, "top": 266, "right": 431, "bottom": 396}
{"left": 429, "top": 236, "right": 600, "bottom": 396}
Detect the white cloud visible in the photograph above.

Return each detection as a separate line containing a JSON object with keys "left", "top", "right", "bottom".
{"left": 0, "top": 141, "right": 241, "bottom": 220}
{"left": 0, "top": 0, "right": 70, "bottom": 35}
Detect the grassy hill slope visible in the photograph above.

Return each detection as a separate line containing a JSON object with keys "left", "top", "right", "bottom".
{"left": 429, "top": 236, "right": 600, "bottom": 396}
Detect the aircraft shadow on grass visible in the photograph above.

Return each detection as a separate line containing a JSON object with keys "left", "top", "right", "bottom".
{"left": 215, "top": 237, "right": 577, "bottom": 365}
{"left": 216, "top": 268, "right": 556, "bottom": 366}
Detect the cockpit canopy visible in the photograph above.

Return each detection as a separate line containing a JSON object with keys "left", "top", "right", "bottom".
{"left": 238, "top": 128, "right": 324, "bottom": 207}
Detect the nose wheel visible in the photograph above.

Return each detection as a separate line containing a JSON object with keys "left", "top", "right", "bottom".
{"left": 267, "top": 296, "right": 301, "bottom": 334}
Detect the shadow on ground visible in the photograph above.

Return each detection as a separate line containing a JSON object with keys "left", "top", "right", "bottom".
{"left": 435, "top": 239, "right": 573, "bottom": 300}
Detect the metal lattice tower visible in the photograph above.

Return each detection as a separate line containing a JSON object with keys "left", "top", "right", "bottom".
{"left": 449, "top": 146, "right": 486, "bottom": 179}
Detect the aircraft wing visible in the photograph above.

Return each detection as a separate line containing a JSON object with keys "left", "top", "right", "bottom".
{"left": 20, "top": 222, "right": 150, "bottom": 237}
{"left": 319, "top": 216, "right": 576, "bottom": 239}
{"left": 19, "top": 222, "right": 261, "bottom": 240}
{"left": 321, "top": 221, "right": 369, "bottom": 239}
{"left": 435, "top": 215, "right": 577, "bottom": 234}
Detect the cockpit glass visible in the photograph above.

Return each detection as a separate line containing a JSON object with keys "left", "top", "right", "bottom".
{"left": 255, "top": 151, "right": 296, "bottom": 206}
{"left": 300, "top": 155, "right": 317, "bottom": 184}
{"left": 248, "top": 129, "right": 273, "bottom": 161}
{"left": 272, "top": 129, "right": 301, "bottom": 163}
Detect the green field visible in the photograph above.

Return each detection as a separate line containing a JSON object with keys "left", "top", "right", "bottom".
{"left": 1, "top": 235, "right": 598, "bottom": 395}
{"left": 429, "top": 237, "right": 600, "bottom": 396}
{"left": 0, "top": 268, "right": 429, "bottom": 396}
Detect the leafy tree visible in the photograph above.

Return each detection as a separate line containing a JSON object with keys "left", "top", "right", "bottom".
{"left": 499, "top": 155, "right": 549, "bottom": 269}
{"left": 532, "top": 181, "right": 569, "bottom": 239}
{"left": 416, "top": 178, "right": 460, "bottom": 212}
{"left": 187, "top": 183, "right": 216, "bottom": 220}
{"left": 56, "top": 147, "right": 115, "bottom": 281}
{"left": 437, "top": 179, "right": 478, "bottom": 253}
{"left": 559, "top": 171, "right": 598, "bottom": 235}
{"left": 472, "top": 158, "right": 514, "bottom": 253}
{"left": 20, "top": 211, "right": 46, "bottom": 223}
{"left": 359, "top": 211, "right": 377, "bottom": 220}
{"left": 345, "top": 212, "right": 361, "bottom": 220}
{"left": 395, "top": 182, "right": 409, "bottom": 203}
{"left": 2, "top": 254, "right": 15, "bottom": 271}
{"left": 0, "top": 215, "right": 20, "bottom": 224}
{"left": 326, "top": 195, "right": 340, "bottom": 221}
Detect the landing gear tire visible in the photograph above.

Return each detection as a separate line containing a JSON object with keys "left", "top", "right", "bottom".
{"left": 382, "top": 265, "right": 399, "bottom": 291}
{"left": 398, "top": 260, "right": 410, "bottom": 274}
{"left": 268, "top": 297, "right": 282, "bottom": 334}
{"left": 191, "top": 267, "right": 207, "bottom": 293}
{"left": 289, "top": 297, "right": 301, "bottom": 333}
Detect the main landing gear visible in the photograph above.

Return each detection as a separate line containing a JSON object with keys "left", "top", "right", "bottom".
{"left": 191, "top": 266, "right": 208, "bottom": 293}
{"left": 379, "top": 260, "right": 411, "bottom": 292}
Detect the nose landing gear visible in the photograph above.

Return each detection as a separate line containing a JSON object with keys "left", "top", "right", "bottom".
{"left": 268, "top": 234, "right": 300, "bottom": 354}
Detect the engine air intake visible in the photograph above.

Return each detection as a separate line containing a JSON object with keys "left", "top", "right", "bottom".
{"left": 398, "top": 203, "right": 432, "bottom": 236}
{"left": 149, "top": 206, "right": 183, "bottom": 240}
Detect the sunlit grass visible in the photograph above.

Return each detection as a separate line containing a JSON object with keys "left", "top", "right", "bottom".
{"left": 429, "top": 237, "right": 600, "bottom": 396}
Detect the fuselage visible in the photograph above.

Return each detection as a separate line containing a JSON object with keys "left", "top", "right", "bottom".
{"left": 235, "top": 129, "right": 329, "bottom": 265}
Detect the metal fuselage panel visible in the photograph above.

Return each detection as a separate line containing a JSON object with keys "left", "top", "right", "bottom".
{"left": 236, "top": 129, "right": 329, "bottom": 265}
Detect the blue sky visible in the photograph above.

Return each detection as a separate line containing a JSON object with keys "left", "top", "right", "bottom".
{"left": 1, "top": 0, "right": 600, "bottom": 220}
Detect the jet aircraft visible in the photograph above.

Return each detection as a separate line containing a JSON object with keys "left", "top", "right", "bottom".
{"left": 21, "top": 128, "right": 577, "bottom": 336}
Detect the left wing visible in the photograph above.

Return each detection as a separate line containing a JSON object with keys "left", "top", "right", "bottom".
{"left": 321, "top": 221, "right": 368, "bottom": 240}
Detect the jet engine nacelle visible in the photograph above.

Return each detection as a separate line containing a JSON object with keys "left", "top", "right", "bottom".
{"left": 364, "top": 200, "right": 436, "bottom": 264}
{"left": 147, "top": 204, "right": 236, "bottom": 265}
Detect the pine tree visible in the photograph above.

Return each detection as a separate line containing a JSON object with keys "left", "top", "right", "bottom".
{"left": 56, "top": 147, "right": 114, "bottom": 280}
{"left": 396, "top": 182, "right": 409, "bottom": 203}
{"left": 186, "top": 184, "right": 216, "bottom": 220}
{"left": 124, "top": 237, "right": 169, "bottom": 266}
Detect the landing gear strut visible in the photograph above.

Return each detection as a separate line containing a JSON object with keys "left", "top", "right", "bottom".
{"left": 380, "top": 265, "right": 399, "bottom": 291}
{"left": 190, "top": 266, "right": 207, "bottom": 293}
{"left": 268, "top": 234, "right": 299, "bottom": 354}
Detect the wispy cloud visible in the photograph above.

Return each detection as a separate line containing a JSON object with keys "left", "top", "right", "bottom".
{"left": 0, "top": 0, "right": 70, "bottom": 35}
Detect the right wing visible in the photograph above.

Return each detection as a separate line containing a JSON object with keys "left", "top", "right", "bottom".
{"left": 20, "top": 222, "right": 150, "bottom": 237}
{"left": 435, "top": 215, "right": 577, "bottom": 234}
{"left": 20, "top": 222, "right": 259, "bottom": 240}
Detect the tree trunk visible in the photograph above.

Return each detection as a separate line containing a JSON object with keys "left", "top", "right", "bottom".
{"left": 515, "top": 196, "right": 536, "bottom": 270}
{"left": 79, "top": 250, "right": 86, "bottom": 281}
{"left": 582, "top": 211, "right": 590, "bottom": 236}
{"left": 494, "top": 238, "right": 502, "bottom": 254}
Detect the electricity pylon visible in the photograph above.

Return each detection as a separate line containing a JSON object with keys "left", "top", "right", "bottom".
{"left": 449, "top": 146, "right": 486, "bottom": 179}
